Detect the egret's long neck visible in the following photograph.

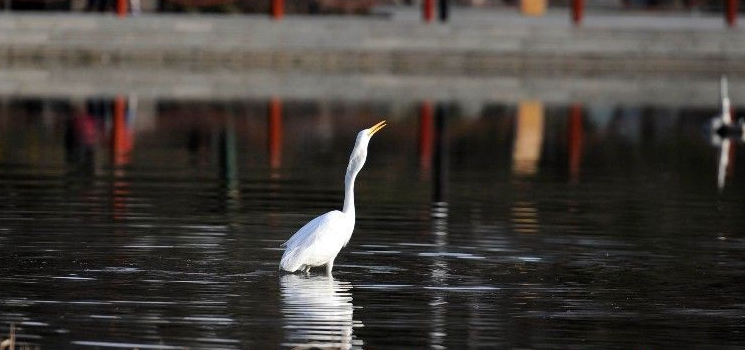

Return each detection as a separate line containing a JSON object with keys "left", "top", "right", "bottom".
{"left": 342, "top": 168, "right": 358, "bottom": 215}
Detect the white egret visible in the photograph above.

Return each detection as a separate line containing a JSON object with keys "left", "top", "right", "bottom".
{"left": 280, "top": 120, "right": 387, "bottom": 275}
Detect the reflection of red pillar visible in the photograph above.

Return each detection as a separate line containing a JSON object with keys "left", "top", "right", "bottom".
{"left": 727, "top": 0, "right": 738, "bottom": 27}
{"left": 419, "top": 101, "right": 434, "bottom": 173}
{"left": 568, "top": 104, "right": 583, "bottom": 181}
{"left": 116, "top": 0, "right": 128, "bottom": 17}
{"left": 271, "top": 0, "right": 284, "bottom": 20}
{"left": 112, "top": 96, "right": 132, "bottom": 221}
{"left": 423, "top": 0, "right": 434, "bottom": 23}
{"left": 572, "top": 0, "right": 584, "bottom": 25}
{"left": 268, "top": 98, "right": 283, "bottom": 170}
{"left": 112, "top": 96, "right": 132, "bottom": 167}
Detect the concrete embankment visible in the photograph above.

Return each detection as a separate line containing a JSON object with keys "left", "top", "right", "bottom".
{"left": 1, "top": 10, "right": 744, "bottom": 75}
{"left": 1, "top": 67, "right": 743, "bottom": 107}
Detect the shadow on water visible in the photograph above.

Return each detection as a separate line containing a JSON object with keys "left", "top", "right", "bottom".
{"left": 1, "top": 93, "right": 745, "bottom": 349}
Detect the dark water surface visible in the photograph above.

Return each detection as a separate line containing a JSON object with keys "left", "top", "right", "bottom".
{"left": 1, "top": 98, "right": 744, "bottom": 350}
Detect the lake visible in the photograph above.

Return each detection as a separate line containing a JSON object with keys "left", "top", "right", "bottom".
{"left": 0, "top": 95, "right": 744, "bottom": 349}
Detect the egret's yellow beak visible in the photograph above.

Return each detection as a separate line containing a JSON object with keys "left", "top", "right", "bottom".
{"left": 368, "top": 120, "right": 387, "bottom": 136}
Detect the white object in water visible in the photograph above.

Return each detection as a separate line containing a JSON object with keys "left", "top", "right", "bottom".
{"left": 280, "top": 120, "right": 386, "bottom": 275}
{"left": 711, "top": 76, "right": 744, "bottom": 141}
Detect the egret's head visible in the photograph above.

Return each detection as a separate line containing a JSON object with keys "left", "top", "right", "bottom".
{"left": 347, "top": 120, "right": 386, "bottom": 176}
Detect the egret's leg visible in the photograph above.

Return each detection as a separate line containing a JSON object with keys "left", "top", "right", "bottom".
{"left": 325, "top": 260, "right": 334, "bottom": 275}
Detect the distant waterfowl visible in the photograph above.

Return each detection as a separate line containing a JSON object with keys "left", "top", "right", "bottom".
{"left": 712, "top": 76, "right": 744, "bottom": 139}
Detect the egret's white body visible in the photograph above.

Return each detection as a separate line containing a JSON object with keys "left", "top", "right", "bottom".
{"left": 280, "top": 120, "right": 386, "bottom": 275}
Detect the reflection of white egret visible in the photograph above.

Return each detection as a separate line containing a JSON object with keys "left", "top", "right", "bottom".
{"left": 280, "top": 275, "right": 363, "bottom": 350}
{"left": 280, "top": 121, "right": 386, "bottom": 275}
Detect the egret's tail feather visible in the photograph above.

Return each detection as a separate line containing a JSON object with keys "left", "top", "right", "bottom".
{"left": 279, "top": 248, "right": 303, "bottom": 272}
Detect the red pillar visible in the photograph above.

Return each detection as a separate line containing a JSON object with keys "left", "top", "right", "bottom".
{"left": 268, "top": 98, "right": 283, "bottom": 170}
{"left": 423, "top": 0, "right": 435, "bottom": 23}
{"left": 727, "top": 0, "right": 738, "bottom": 27}
{"left": 271, "top": 0, "right": 284, "bottom": 20}
{"left": 116, "top": 0, "right": 128, "bottom": 17}
{"left": 419, "top": 101, "right": 434, "bottom": 173}
{"left": 568, "top": 104, "right": 583, "bottom": 181}
{"left": 572, "top": 0, "right": 584, "bottom": 26}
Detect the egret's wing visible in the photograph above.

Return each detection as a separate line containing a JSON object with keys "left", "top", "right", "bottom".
{"left": 281, "top": 212, "right": 333, "bottom": 248}
{"left": 280, "top": 211, "right": 344, "bottom": 271}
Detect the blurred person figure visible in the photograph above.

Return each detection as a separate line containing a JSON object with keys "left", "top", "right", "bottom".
{"left": 129, "top": 0, "right": 140, "bottom": 14}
